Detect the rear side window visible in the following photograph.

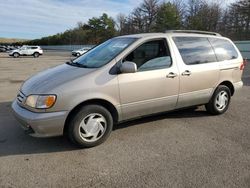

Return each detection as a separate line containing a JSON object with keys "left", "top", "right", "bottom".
{"left": 209, "top": 38, "right": 238, "bottom": 61}
{"left": 173, "top": 37, "right": 217, "bottom": 65}
{"left": 31, "top": 47, "right": 38, "bottom": 49}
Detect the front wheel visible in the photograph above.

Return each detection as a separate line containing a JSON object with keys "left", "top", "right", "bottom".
{"left": 68, "top": 105, "right": 113, "bottom": 148}
{"left": 13, "top": 52, "right": 20, "bottom": 58}
{"left": 33, "top": 52, "right": 39, "bottom": 58}
{"left": 205, "top": 85, "right": 231, "bottom": 115}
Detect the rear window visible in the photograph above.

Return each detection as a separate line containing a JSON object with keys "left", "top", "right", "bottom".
{"left": 173, "top": 37, "right": 217, "bottom": 65}
{"left": 208, "top": 38, "right": 238, "bottom": 61}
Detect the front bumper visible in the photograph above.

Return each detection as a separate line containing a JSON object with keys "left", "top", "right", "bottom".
{"left": 11, "top": 100, "right": 68, "bottom": 137}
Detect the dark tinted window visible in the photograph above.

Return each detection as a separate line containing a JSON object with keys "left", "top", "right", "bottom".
{"left": 173, "top": 37, "right": 217, "bottom": 65}
{"left": 209, "top": 38, "right": 238, "bottom": 61}
{"left": 124, "top": 39, "right": 172, "bottom": 71}
{"left": 31, "top": 47, "right": 38, "bottom": 49}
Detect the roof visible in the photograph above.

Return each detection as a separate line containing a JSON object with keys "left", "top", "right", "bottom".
{"left": 116, "top": 30, "right": 223, "bottom": 39}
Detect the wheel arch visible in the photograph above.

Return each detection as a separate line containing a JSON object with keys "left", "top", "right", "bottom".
{"left": 63, "top": 99, "right": 119, "bottom": 135}
{"left": 217, "top": 81, "right": 235, "bottom": 96}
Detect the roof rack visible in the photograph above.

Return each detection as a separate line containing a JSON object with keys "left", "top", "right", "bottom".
{"left": 165, "top": 30, "right": 221, "bottom": 36}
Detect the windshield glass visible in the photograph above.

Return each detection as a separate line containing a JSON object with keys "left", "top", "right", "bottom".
{"left": 72, "top": 37, "right": 136, "bottom": 68}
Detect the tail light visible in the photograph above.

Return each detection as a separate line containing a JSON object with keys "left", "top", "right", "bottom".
{"left": 240, "top": 59, "right": 248, "bottom": 70}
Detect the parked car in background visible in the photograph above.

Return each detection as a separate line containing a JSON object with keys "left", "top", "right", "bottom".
{"left": 12, "top": 30, "right": 245, "bottom": 148}
{"left": 9, "top": 45, "right": 43, "bottom": 58}
{"left": 0, "top": 46, "right": 7, "bottom": 52}
{"left": 72, "top": 47, "right": 91, "bottom": 57}
{"left": 6, "top": 46, "right": 17, "bottom": 51}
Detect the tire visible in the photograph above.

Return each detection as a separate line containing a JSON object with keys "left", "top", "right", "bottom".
{"left": 205, "top": 85, "right": 231, "bottom": 115}
{"left": 68, "top": 105, "right": 113, "bottom": 148}
{"left": 13, "top": 52, "right": 19, "bottom": 58}
{"left": 77, "top": 53, "right": 80, "bottom": 57}
{"left": 33, "top": 52, "right": 39, "bottom": 58}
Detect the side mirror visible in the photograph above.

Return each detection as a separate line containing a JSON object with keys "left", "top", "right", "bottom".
{"left": 120, "top": 61, "right": 137, "bottom": 73}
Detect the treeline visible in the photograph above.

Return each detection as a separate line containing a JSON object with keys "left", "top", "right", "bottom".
{"left": 26, "top": 0, "right": 250, "bottom": 45}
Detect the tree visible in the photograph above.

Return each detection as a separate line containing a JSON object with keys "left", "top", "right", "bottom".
{"left": 185, "top": 0, "right": 221, "bottom": 31}
{"left": 86, "top": 13, "right": 116, "bottom": 43}
{"left": 131, "top": 7, "right": 145, "bottom": 33}
{"left": 117, "top": 13, "right": 127, "bottom": 35}
{"left": 24, "top": 0, "right": 250, "bottom": 46}
{"left": 139, "top": 0, "right": 159, "bottom": 32}
{"left": 222, "top": 0, "right": 250, "bottom": 40}
{"left": 154, "top": 2, "right": 182, "bottom": 32}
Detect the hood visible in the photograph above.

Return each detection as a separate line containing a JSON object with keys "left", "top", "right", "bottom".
{"left": 21, "top": 63, "right": 95, "bottom": 95}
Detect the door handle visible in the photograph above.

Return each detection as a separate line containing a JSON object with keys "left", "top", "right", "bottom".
{"left": 182, "top": 70, "right": 191, "bottom": 76}
{"left": 166, "top": 72, "right": 178, "bottom": 78}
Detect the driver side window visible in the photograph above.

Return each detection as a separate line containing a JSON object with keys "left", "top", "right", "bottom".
{"left": 124, "top": 39, "right": 172, "bottom": 71}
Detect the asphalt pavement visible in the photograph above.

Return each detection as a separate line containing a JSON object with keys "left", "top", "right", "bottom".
{"left": 0, "top": 51, "right": 250, "bottom": 187}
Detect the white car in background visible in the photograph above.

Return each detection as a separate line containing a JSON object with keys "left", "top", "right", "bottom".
{"left": 72, "top": 47, "right": 91, "bottom": 57}
{"left": 9, "top": 45, "right": 43, "bottom": 58}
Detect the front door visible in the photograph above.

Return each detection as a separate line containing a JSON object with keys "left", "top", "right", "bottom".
{"left": 19, "top": 47, "right": 28, "bottom": 55}
{"left": 118, "top": 38, "right": 179, "bottom": 120}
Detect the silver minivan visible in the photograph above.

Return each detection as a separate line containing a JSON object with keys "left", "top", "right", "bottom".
{"left": 12, "top": 30, "right": 245, "bottom": 147}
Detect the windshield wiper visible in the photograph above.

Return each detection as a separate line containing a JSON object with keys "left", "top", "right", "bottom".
{"left": 66, "top": 60, "right": 89, "bottom": 68}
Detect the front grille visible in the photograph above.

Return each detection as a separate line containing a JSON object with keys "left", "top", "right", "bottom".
{"left": 17, "top": 91, "right": 26, "bottom": 104}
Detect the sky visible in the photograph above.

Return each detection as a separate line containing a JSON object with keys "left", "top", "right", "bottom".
{"left": 0, "top": 0, "right": 236, "bottom": 40}
{"left": 0, "top": 0, "right": 143, "bottom": 39}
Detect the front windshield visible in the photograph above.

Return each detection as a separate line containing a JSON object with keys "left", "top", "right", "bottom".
{"left": 73, "top": 37, "right": 136, "bottom": 68}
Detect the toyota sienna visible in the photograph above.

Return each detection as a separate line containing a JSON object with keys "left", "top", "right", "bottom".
{"left": 12, "top": 30, "right": 245, "bottom": 147}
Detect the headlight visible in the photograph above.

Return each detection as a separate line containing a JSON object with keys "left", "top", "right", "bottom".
{"left": 25, "top": 95, "right": 56, "bottom": 109}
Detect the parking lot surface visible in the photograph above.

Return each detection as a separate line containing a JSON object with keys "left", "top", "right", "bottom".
{"left": 0, "top": 51, "right": 250, "bottom": 187}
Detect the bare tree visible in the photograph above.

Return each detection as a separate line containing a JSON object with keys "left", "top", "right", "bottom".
{"left": 131, "top": 7, "right": 145, "bottom": 33}
{"left": 221, "top": 0, "right": 250, "bottom": 40}
{"left": 116, "top": 13, "right": 127, "bottom": 35}
{"left": 139, "top": 0, "right": 159, "bottom": 32}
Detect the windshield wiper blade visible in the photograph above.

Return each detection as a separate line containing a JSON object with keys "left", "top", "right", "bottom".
{"left": 66, "top": 59, "right": 74, "bottom": 65}
{"left": 66, "top": 61, "right": 89, "bottom": 68}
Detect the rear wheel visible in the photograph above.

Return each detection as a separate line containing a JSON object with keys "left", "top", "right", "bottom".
{"left": 205, "top": 85, "right": 231, "bottom": 115}
{"left": 33, "top": 52, "right": 39, "bottom": 58}
{"left": 77, "top": 53, "right": 81, "bottom": 57}
{"left": 68, "top": 105, "right": 113, "bottom": 148}
{"left": 13, "top": 52, "right": 19, "bottom": 58}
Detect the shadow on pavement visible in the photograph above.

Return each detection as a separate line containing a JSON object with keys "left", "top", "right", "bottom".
{"left": 115, "top": 107, "right": 208, "bottom": 130}
{"left": 0, "top": 102, "right": 78, "bottom": 157}
{"left": 0, "top": 101, "right": 209, "bottom": 157}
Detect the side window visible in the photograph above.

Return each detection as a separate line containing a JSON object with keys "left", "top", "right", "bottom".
{"left": 209, "top": 38, "right": 238, "bottom": 61}
{"left": 173, "top": 37, "right": 217, "bottom": 65}
{"left": 124, "top": 39, "right": 172, "bottom": 71}
{"left": 31, "top": 47, "right": 38, "bottom": 49}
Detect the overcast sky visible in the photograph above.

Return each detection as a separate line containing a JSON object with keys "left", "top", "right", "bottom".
{"left": 0, "top": 0, "right": 236, "bottom": 39}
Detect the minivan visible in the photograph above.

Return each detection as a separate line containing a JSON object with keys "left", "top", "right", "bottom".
{"left": 12, "top": 30, "right": 245, "bottom": 147}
